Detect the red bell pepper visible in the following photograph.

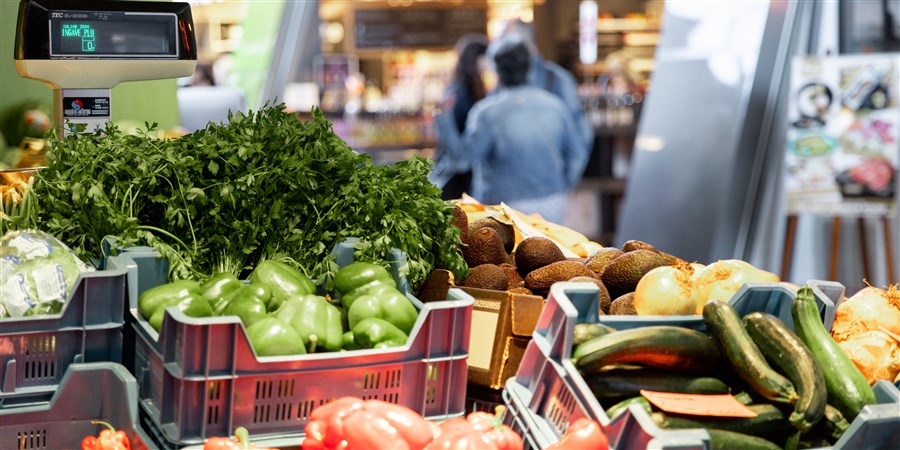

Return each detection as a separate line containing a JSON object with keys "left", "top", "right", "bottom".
{"left": 202, "top": 427, "right": 274, "bottom": 450}
{"left": 302, "top": 397, "right": 438, "bottom": 450}
{"left": 81, "top": 421, "right": 131, "bottom": 450}
{"left": 425, "top": 406, "right": 523, "bottom": 450}
{"left": 545, "top": 418, "right": 608, "bottom": 450}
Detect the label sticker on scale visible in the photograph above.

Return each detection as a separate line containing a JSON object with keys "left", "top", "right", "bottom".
{"left": 63, "top": 96, "right": 110, "bottom": 118}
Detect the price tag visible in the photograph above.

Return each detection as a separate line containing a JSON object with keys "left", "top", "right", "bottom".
{"left": 640, "top": 390, "right": 758, "bottom": 418}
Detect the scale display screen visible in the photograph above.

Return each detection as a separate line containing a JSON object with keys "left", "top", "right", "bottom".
{"left": 50, "top": 11, "right": 177, "bottom": 57}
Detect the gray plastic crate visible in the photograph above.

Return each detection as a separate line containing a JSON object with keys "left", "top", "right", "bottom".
{"left": 0, "top": 362, "right": 156, "bottom": 450}
{"left": 104, "top": 239, "right": 473, "bottom": 448}
{"left": 0, "top": 261, "right": 128, "bottom": 407}
{"left": 502, "top": 281, "right": 898, "bottom": 450}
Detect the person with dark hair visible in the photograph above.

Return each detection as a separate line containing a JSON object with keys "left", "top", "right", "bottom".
{"left": 435, "top": 35, "right": 590, "bottom": 223}
{"left": 429, "top": 34, "right": 490, "bottom": 200}
{"left": 499, "top": 18, "right": 593, "bottom": 152}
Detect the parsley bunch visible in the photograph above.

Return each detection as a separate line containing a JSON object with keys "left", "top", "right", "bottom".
{"left": 20, "top": 105, "right": 466, "bottom": 288}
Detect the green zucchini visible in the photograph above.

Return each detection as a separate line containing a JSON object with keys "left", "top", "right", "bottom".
{"left": 572, "top": 323, "right": 616, "bottom": 348}
{"left": 820, "top": 403, "right": 850, "bottom": 440}
{"left": 706, "top": 429, "right": 781, "bottom": 450}
{"left": 584, "top": 367, "right": 729, "bottom": 400}
{"left": 651, "top": 403, "right": 788, "bottom": 435}
{"left": 574, "top": 326, "right": 722, "bottom": 374}
{"left": 743, "top": 312, "right": 826, "bottom": 432}
{"left": 702, "top": 300, "right": 798, "bottom": 404}
{"left": 604, "top": 396, "right": 652, "bottom": 419}
{"left": 792, "top": 287, "right": 876, "bottom": 420}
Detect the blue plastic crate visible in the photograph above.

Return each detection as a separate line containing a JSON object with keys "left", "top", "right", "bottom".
{"left": 0, "top": 261, "right": 128, "bottom": 407}
{"left": 0, "top": 362, "right": 156, "bottom": 450}
{"left": 503, "top": 281, "right": 898, "bottom": 450}
{"left": 104, "top": 239, "right": 473, "bottom": 448}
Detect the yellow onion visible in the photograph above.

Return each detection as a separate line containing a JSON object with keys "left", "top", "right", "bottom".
{"left": 832, "top": 284, "right": 900, "bottom": 343}
{"left": 838, "top": 329, "right": 900, "bottom": 385}
{"left": 692, "top": 259, "right": 780, "bottom": 314}
{"left": 634, "top": 263, "right": 698, "bottom": 316}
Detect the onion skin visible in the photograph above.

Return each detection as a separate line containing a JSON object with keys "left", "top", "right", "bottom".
{"left": 634, "top": 265, "right": 698, "bottom": 316}
{"left": 837, "top": 330, "right": 900, "bottom": 385}
{"left": 832, "top": 285, "right": 900, "bottom": 343}
{"left": 692, "top": 260, "right": 780, "bottom": 314}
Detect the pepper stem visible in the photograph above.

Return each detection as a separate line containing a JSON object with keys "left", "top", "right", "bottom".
{"left": 90, "top": 420, "right": 116, "bottom": 433}
{"left": 493, "top": 405, "right": 507, "bottom": 428}
{"left": 309, "top": 334, "right": 318, "bottom": 353}
{"left": 235, "top": 427, "right": 250, "bottom": 449}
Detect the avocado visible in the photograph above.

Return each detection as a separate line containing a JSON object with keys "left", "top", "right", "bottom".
{"left": 584, "top": 247, "right": 625, "bottom": 277}
{"left": 451, "top": 205, "right": 468, "bottom": 244}
{"left": 514, "top": 236, "right": 566, "bottom": 277}
{"left": 621, "top": 239, "right": 658, "bottom": 253}
{"left": 609, "top": 292, "right": 637, "bottom": 315}
{"left": 463, "top": 228, "right": 507, "bottom": 267}
{"left": 461, "top": 264, "right": 508, "bottom": 291}
{"left": 499, "top": 263, "right": 524, "bottom": 290}
{"left": 509, "top": 286, "right": 534, "bottom": 295}
{"left": 525, "top": 260, "right": 595, "bottom": 294}
{"left": 601, "top": 250, "right": 669, "bottom": 299}
{"left": 471, "top": 217, "right": 515, "bottom": 254}
{"left": 568, "top": 276, "right": 612, "bottom": 314}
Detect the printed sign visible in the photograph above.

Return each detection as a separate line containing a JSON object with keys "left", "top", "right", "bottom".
{"left": 785, "top": 54, "right": 899, "bottom": 216}
{"left": 62, "top": 97, "right": 110, "bottom": 118}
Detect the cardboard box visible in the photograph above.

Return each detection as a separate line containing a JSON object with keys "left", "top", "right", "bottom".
{"left": 463, "top": 287, "right": 545, "bottom": 390}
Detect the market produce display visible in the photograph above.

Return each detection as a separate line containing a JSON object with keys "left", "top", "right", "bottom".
{"left": 138, "top": 255, "right": 419, "bottom": 355}
{"left": 574, "top": 288, "right": 878, "bottom": 449}
{"left": 203, "top": 427, "right": 273, "bottom": 449}
{"left": 4, "top": 105, "right": 466, "bottom": 289}
{"left": 0, "top": 228, "right": 94, "bottom": 318}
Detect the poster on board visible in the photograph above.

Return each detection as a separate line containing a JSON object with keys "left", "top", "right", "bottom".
{"left": 785, "top": 54, "right": 898, "bottom": 216}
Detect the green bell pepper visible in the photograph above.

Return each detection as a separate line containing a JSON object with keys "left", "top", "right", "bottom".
{"left": 213, "top": 283, "right": 271, "bottom": 314}
{"left": 148, "top": 292, "right": 214, "bottom": 332}
{"left": 341, "top": 331, "right": 360, "bottom": 350}
{"left": 273, "top": 294, "right": 343, "bottom": 353}
{"left": 245, "top": 317, "right": 307, "bottom": 356}
{"left": 352, "top": 317, "right": 409, "bottom": 349}
{"left": 334, "top": 261, "right": 395, "bottom": 295}
{"left": 249, "top": 260, "right": 315, "bottom": 311}
{"left": 138, "top": 280, "right": 202, "bottom": 320}
{"left": 347, "top": 284, "right": 418, "bottom": 335}
{"left": 200, "top": 272, "right": 243, "bottom": 307}
{"left": 221, "top": 295, "right": 267, "bottom": 329}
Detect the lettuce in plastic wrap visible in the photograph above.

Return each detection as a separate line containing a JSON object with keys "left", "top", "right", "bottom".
{"left": 0, "top": 229, "right": 94, "bottom": 318}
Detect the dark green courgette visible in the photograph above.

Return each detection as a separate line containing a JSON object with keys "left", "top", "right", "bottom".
{"left": 572, "top": 323, "right": 616, "bottom": 348}
{"left": 743, "top": 312, "right": 826, "bottom": 432}
{"left": 792, "top": 287, "right": 876, "bottom": 420}
{"left": 574, "top": 326, "right": 722, "bottom": 374}
{"left": 651, "top": 403, "right": 788, "bottom": 435}
{"left": 584, "top": 367, "right": 729, "bottom": 400}
{"left": 706, "top": 429, "right": 781, "bottom": 450}
{"left": 703, "top": 300, "right": 798, "bottom": 404}
{"left": 820, "top": 403, "right": 850, "bottom": 440}
{"left": 604, "top": 396, "right": 652, "bottom": 419}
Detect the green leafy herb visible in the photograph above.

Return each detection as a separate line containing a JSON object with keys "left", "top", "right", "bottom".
{"left": 13, "top": 105, "right": 466, "bottom": 288}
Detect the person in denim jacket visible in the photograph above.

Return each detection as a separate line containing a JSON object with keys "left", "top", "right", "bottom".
{"left": 433, "top": 36, "right": 590, "bottom": 223}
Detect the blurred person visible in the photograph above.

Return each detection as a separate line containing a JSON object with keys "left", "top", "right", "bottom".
{"left": 435, "top": 36, "right": 590, "bottom": 223}
{"left": 499, "top": 18, "right": 594, "bottom": 151}
{"left": 429, "top": 34, "right": 490, "bottom": 200}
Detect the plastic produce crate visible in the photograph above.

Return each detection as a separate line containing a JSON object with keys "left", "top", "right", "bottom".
{"left": 0, "top": 259, "right": 128, "bottom": 407}
{"left": 502, "top": 281, "right": 899, "bottom": 450}
{"left": 104, "top": 239, "right": 473, "bottom": 447}
{"left": 0, "top": 362, "right": 155, "bottom": 450}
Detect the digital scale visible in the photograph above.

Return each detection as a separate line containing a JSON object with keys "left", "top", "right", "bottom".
{"left": 14, "top": 0, "right": 197, "bottom": 138}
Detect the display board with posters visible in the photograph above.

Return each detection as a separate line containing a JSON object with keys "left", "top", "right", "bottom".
{"left": 785, "top": 54, "right": 898, "bottom": 216}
